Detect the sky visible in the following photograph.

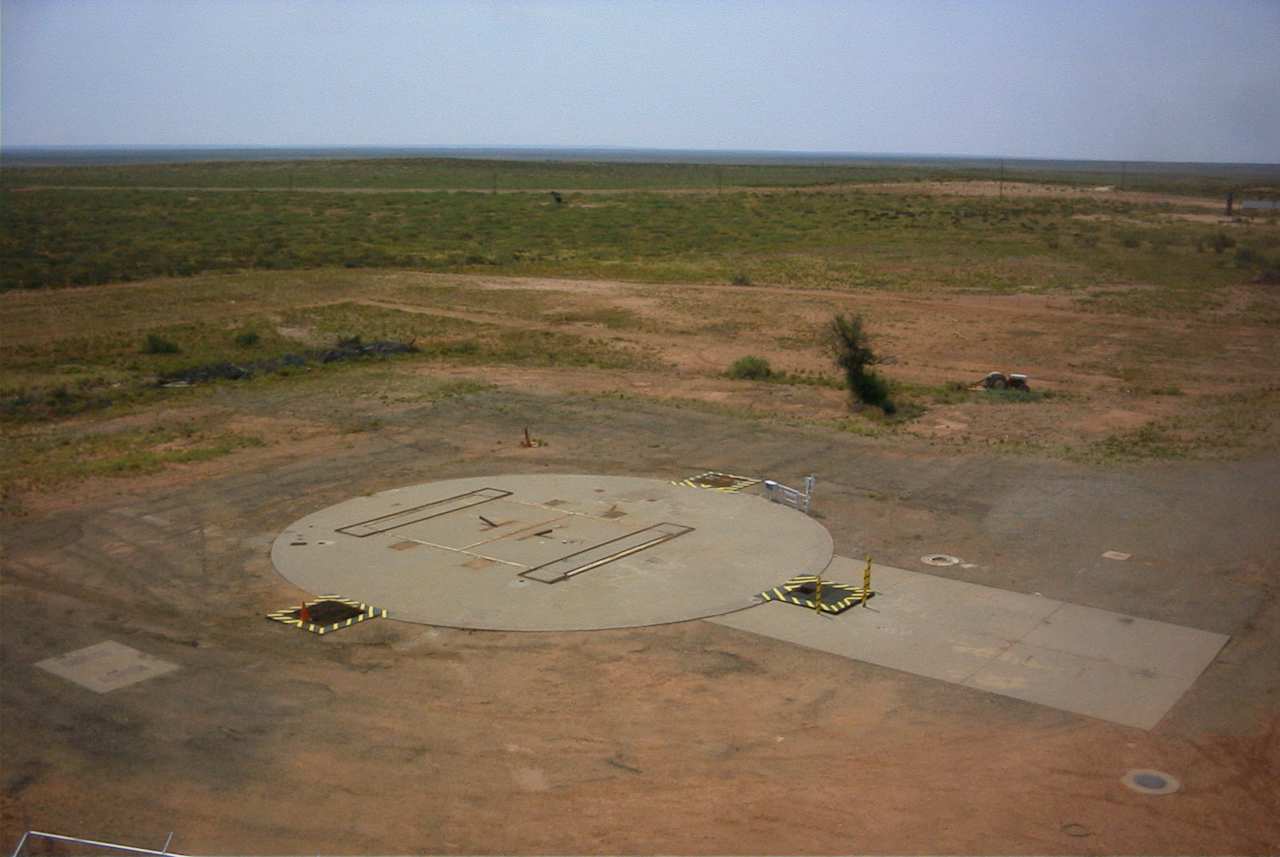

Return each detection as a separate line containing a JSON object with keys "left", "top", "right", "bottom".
{"left": 2, "top": 0, "right": 1278, "bottom": 163}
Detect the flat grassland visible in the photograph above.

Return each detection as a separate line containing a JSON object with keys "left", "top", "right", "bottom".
{"left": 3, "top": 159, "right": 1280, "bottom": 503}
{"left": 2, "top": 158, "right": 1280, "bottom": 854}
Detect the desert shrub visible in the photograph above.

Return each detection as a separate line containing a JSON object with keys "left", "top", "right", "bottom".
{"left": 234, "top": 329, "right": 261, "bottom": 347}
{"left": 142, "top": 333, "right": 180, "bottom": 354}
{"left": 727, "top": 355, "right": 773, "bottom": 380}
{"left": 825, "top": 313, "right": 895, "bottom": 413}
{"left": 1233, "top": 246, "right": 1265, "bottom": 267}
{"left": 1211, "top": 232, "right": 1237, "bottom": 254}
{"left": 730, "top": 272, "right": 752, "bottom": 286}
{"left": 853, "top": 369, "right": 895, "bottom": 414}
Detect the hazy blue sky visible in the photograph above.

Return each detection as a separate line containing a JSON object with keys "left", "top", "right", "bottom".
{"left": 3, "top": 0, "right": 1277, "bottom": 162}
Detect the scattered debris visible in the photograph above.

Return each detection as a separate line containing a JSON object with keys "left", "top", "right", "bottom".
{"left": 921, "top": 554, "right": 961, "bottom": 567}
{"left": 156, "top": 339, "right": 415, "bottom": 386}
{"left": 1102, "top": 550, "right": 1132, "bottom": 561}
{"left": 520, "top": 427, "right": 544, "bottom": 448}
{"left": 317, "top": 337, "right": 416, "bottom": 364}
{"left": 606, "top": 756, "right": 641, "bottom": 774}
{"left": 976, "top": 371, "right": 1030, "bottom": 392}
{"left": 478, "top": 515, "right": 497, "bottom": 528}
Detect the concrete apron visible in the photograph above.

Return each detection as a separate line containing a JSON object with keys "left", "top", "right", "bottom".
{"left": 711, "top": 556, "right": 1229, "bottom": 730}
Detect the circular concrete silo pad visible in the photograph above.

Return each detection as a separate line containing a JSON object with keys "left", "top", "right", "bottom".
{"left": 271, "top": 474, "right": 833, "bottom": 631}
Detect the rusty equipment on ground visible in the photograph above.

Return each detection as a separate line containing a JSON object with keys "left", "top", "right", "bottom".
{"left": 977, "top": 371, "right": 1030, "bottom": 392}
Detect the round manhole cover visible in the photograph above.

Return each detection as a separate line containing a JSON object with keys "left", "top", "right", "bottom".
{"left": 1122, "top": 769, "right": 1181, "bottom": 795}
{"left": 921, "top": 554, "right": 961, "bottom": 567}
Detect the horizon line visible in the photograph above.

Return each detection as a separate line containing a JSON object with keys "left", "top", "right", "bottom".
{"left": 3, "top": 143, "right": 1279, "bottom": 169}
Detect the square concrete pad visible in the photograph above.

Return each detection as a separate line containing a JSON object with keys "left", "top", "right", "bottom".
{"left": 710, "top": 557, "right": 1229, "bottom": 729}
{"left": 36, "top": 641, "right": 178, "bottom": 693}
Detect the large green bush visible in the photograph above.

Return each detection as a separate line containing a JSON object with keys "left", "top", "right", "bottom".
{"left": 826, "top": 313, "right": 895, "bottom": 414}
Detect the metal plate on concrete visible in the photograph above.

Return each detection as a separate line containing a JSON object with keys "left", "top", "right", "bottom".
{"left": 711, "top": 557, "right": 1228, "bottom": 729}
{"left": 272, "top": 474, "right": 833, "bottom": 631}
{"left": 335, "top": 487, "right": 511, "bottom": 537}
{"left": 392, "top": 498, "right": 564, "bottom": 550}
{"left": 521, "top": 522, "right": 694, "bottom": 583}
{"left": 36, "top": 641, "right": 178, "bottom": 693}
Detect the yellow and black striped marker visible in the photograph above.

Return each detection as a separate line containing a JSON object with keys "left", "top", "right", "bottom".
{"left": 758, "top": 574, "right": 874, "bottom": 614}
{"left": 266, "top": 594, "right": 388, "bottom": 635}
{"left": 671, "top": 471, "right": 762, "bottom": 492}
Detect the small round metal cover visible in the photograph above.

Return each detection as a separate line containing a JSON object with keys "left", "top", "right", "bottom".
{"left": 1121, "top": 769, "right": 1181, "bottom": 795}
{"left": 921, "top": 554, "right": 961, "bottom": 567}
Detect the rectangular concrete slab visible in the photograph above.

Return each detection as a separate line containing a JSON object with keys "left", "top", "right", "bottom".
{"left": 963, "top": 641, "right": 1202, "bottom": 728}
{"left": 710, "top": 557, "right": 1229, "bottom": 729}
{"left": 1018, "top": 602, "right": 1225, "bottom": 681}
{"left": 36, "top": 641, "right": 178, "bottom": 693}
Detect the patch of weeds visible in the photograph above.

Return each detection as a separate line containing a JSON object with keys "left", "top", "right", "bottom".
{"left": 978, "top": 388, "right": 1052, "bottom": 404}
{"left": 341, "top": 417, "right": 384, "bottom": 434}
{"left": 142, "top": 333, "right": 180, "bottom": 354}
{"left": 547, "top": 307, "right": 644, "bottom": 330}
{"left": 878, "top": 400, "right": 926, "bottom": 421}
{"left": 481, "top": 329, "right": 650, "bottom": 370}
{"left": 826, "top": 415, "right": 885, "bottom": 437}
{"left": 1210, "top": 232, "right": 1237, "bottom": 254}
{"left": 726, "top": 355, "right": 774, "bottom": 380}
{"left": 894, "top": 380, "right": 970, "bottom": 405}
{"left": 234, "top": 329, "right": 261, "bottom": 347}
{"left": 430, "top": 379, "right": 496, "bottom": 399}
{"left": 2, "top": 383, "right": 116, "bottom": 422}
{"left": 2, "top": 424, "right": 266, "bottom": 493}
{"left": 1082, "top": 422, "right": 1187, "bottom": 462}
{"left": 730, "top": 272, "right": 753, "bottom": 286}
{"left": 774, "top": 368, "right": 844, "bottom": 389}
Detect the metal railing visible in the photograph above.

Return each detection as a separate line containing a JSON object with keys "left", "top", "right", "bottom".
{"left": 762, "top": 475, "right": 815, "bottom": 515}
{"left": 10, "top": 830, "right": 185, "bottom": 857}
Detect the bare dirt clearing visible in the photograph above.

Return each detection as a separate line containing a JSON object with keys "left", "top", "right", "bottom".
{"left": 3, "top": 382, "right": 1279, "bottom": 854}
{"left": 851, "top": 179, "right": 1228, "bottom": 209}
{"left": 3, "top": 256, "right": 1280, "bottom": 854}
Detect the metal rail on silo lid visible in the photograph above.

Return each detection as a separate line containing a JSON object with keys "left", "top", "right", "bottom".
{"left": 762, "top": 475, "right": 815, "bottom": 514}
